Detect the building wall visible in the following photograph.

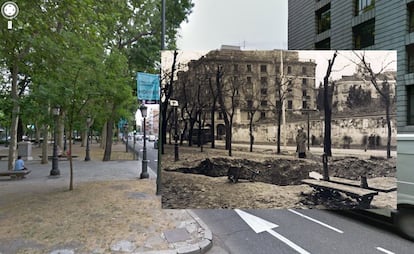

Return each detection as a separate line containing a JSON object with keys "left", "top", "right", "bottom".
{"left": 232, "top": 114, "right": 397, "bottom": 148}
{"left": 288, "top": 0, "right": 411, "bottom": 133}
{"left": 288, "top": 0, "right": 315, "bottom": 49}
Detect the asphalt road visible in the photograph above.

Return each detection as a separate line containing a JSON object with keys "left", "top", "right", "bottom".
{"left": 127, "top": 138, "right": 158, "bottom": 175}
{"left": 195, "top": 209, "right": 413, "bottom": 254}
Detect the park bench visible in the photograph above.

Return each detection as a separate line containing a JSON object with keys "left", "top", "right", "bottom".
{"left": 0, "top": 155, "right": 8, "bottom": 160}
{"left": 301, "top": 178, "right": 378, "bottom": 209}
{"left": 38, "top": 155, "right": 78, "bottom": 160}
{"left": 0, "top": 170, "right": 31, "bottom": 180}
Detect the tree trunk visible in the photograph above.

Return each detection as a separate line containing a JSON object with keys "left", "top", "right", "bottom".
{"left": 386, "top": 102, "right": 391, "bottom": 159}
{"left": 210, "top": 106, "right": 215, "bottom": 148}
{"left": 103, "top": 120, "right": 113, "bottom": 161}
{"left": 277, "top": 108, "right": 282, "bottom": 154}
{"left": 8, "top": 63, "right": 19, "bottom": 171}
{"left": 249, "top": 116, "right": 254, "bottom": 152}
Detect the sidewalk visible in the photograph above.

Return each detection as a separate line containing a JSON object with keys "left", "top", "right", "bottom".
{"left": 0, "top": 142, "right": 212, "bottom": 254}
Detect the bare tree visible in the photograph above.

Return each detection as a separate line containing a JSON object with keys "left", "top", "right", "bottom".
{"left": 323, "top": 51, "right": 338, "bottom": 157}
{"left": 353, "top": 51, "right": 395, "bottom": 159}
{"left": 216, "top": 65, "right": 240, "bottom": 157}
{"left": 160, "top": 50, "right": 178, "bottom": 154}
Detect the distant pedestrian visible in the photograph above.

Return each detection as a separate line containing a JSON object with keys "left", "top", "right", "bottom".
{"left": 14, "top": 156, "right": 28, "bottom": 171}
{"left": 296, "top": 127, "right": 307, "bottom": 158}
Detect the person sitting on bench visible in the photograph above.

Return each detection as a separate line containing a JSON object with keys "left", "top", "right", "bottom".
{"left": 14, "top": 156, "right": 28, "bottom": 171}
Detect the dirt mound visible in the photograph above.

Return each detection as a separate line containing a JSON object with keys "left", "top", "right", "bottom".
{"left": 165, "top": 156, "right": 396, "bottom": 186}
{"left": 328, "top": 157, "right": 396, "bottom": 180}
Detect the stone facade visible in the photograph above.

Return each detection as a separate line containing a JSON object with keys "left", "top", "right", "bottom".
{"left": 175, "top": 49, "right": 317, "bottom": 136}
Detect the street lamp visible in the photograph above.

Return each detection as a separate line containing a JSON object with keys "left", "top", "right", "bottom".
{"left": 50, "top": 106, "right": 60, "bottom": 176}
{"left": 124, "top": 122, "right": 129, "bottom": 153}
{"left": 85, "top": 116, "right": 92, "bottom": 161}
{"left": 299, "top": 108, "right": 319, "bottom": 151}
{"left": 140, "top": 104, "right": 149, "bottom": 179}
{"left": 170, "top": 100, "right": 179, "bottom": 161}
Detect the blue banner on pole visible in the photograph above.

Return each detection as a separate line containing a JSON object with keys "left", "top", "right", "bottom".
{"left": 137, "top": 72, "right": 160, "bottom": 101}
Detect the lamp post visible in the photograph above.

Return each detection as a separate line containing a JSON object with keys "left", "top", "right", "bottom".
{"left": 140, "top": 104, "right": 149, "bottom": 179}
{"left": 124, "top": 122, "right": 129, "bottom": 153}
{"left": 85, "top": 116, "right": 92, "bottom": 161}
{"left": 170, "top": 100, "right": 179, "bottom": 161}
{"left": 50, "top": 106, "right": 60, "bottom": 176}
{"left": 299, "top": 108, "right": 318, "bottom": 151}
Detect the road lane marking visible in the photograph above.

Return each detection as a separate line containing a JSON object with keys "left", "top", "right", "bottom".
{"left": 376, "top": 247, "right": 395, "bottom": 254}
{"left": 235, "top": 209, "right": 311, "bottom": 254}
{"left": 288, "top": 209, "right": 344, "bottom": 233}
{"left": 267, "top": 229, "right": 311, "bottom": 254}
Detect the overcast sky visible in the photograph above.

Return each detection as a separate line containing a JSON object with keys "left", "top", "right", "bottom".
{"left": 176, "top": 0, "right": 288, "bottom": 51}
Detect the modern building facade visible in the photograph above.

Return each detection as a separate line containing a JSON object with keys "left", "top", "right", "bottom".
{"left": 288, "top": 0, "right": 413, "bottom": 134}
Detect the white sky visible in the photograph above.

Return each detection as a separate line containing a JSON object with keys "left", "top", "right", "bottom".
{"left": 175, "top": 1, "right": 397, "bottom": 86}
{"left": 176, "top": 0, "right": 288, "bottom": 51}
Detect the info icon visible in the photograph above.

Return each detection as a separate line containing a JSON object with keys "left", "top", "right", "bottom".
{"left": 1, "top": 1, "right": 19, "bottom": 29}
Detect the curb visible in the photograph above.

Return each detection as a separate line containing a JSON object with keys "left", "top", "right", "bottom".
{"left": 136, "top": 210, "right": 213, "bottom": 254}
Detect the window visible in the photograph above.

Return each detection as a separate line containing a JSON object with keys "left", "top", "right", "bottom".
{"left": 353, "top": 19, "right": 375, "bottom": 49}
{"left": 247, "top": 100, "right": 253, "bottom": 108}
{"left": 260, "top": 65, "right": 267, "bottom": 73}
{"left": 218, "top": 112, "right": 223, "bottom": 120}
{"left": 261, "top": 77, "right": 267, "bottom": 86}
{"left": 315, "top": 38, "right": 330, "bottom": 49}
{"left": 316, "top": 4, "right": 330, "bottom": 34}
{"left": 408, "top": 85, "right": 414, "bottom": 125}
{"left": 303, "top": 90, "right": 307, "bottom": 97}
{"left": 302, "top": 66, "right": 307, "bottom": 75}
{"left": 261, "top": 100, "right": 268, "bottom": 106}
{"left": 302, "top": 101, "right": 308, "bottom": 109}
{"left": 355, "top": 0, "right": 375, "bottom": 16}
{"left": 261, "top": 88, "right": 267, "bottom": 95}
{"left": 247, "top": 64, "right": 252, "bottom": 72}
{"left": 260, "top": 111, "right": 266, "bottom": 119}
{"left": 233, "top": 76, "right": 238, "bottom": 83}
{"left": 407, "top": 44, "right": 414, "bottom": 73}
{"left": 302, "top": 78, "right": 307, "bottom": 85}
{"left": 287, "top": 100, "right": 293, "bottom": 110}
{"left": 409, "top": 3, "right": 414, "bottom": 33}
{"left": 247, "top": 76, "right": 252, "bottom": 84}
{"left": 276, "top": 101, "right": 281, "bottom": 110}
{"left": 287, "top": 66, "right": 292, "bottom": 74}
{"left": 233, "top": 64, "right": 238, "bottom": 72}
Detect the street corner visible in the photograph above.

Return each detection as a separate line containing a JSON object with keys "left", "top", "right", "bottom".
{"left": 142, "top": 209, "right": 212, "bottom": 254}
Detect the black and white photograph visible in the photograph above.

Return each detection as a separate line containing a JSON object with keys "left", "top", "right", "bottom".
{"left": 160, "top": 49, "right": 397, "bottom": 210}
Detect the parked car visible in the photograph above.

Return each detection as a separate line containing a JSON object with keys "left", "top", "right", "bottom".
{"left": 135, "top": 134, "right": 143, "bottom": 141}
{"left": 148, "top": 135, "right": 156, "bottom": 141}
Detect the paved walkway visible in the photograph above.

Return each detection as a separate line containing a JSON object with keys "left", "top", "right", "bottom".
{"left": 0, "top": 143, "right": 212, "bottom": 254}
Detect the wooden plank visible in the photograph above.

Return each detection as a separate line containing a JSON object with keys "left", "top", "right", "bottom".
{"left": 328, "top": 176, "right": 396, "bottom": 193}
{"left": 0, "top": 170, "right": 31, "bottom": 177}
{"left": 302, "top": 179, "right": 378, "bottom": 197}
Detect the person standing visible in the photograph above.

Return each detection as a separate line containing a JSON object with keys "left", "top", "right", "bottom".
{"left": 296, "top": 127, "right": 307, "bottom": 158}
{"left": 14, "top": 156, "right": 28, "bottom": 171}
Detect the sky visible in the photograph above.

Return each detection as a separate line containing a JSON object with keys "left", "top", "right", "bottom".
{"left": 176, "top": 0, "right": 288, "bottom": 51}
{"left": 174, "top": 1, "right": 396, "bottom": 86}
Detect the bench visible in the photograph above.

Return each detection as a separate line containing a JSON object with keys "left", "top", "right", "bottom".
{"left": 39, "top": 155, "right": 79, "bottom": 160}
{"left": 0, "top": 155, "right": 7, "bottom": 160}
{"left": 302, "top": 179, "right": 378, "bottom": 209}
{"left": 0, "top": 170, "right": 31, "bottom": 180}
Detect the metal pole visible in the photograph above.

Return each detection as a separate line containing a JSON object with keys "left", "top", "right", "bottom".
{"left": 174, "top": 106, "right": 179, "bottom": 161}
{"left": 50, "top": 115, "right": 60, "bottom": 176}
{"left": 140, "top": 117, "right": 149, "bottom": 179}
{"left": 85, "top": 127, "right": 90, "bottom": 161}
{"left": 307, "top": 112, "right": 310, "bottom": 151}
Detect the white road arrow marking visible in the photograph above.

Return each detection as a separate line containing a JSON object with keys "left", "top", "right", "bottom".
{"left": 235, "top": 209, "right": 311, "bottom": 254}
